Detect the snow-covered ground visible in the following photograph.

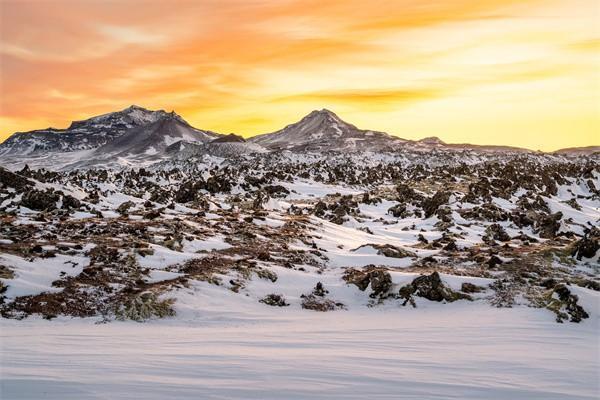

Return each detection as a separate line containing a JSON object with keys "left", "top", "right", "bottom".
{"left": 1, "top": 303, "right": 598, "bottom": 400}
{"left": 1, "top": 148, "right": 599, "bottom": 399}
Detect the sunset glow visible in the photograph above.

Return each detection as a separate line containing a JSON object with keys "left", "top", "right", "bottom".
{"left": 1, "top": 0, "right": 598, "bottom": 150}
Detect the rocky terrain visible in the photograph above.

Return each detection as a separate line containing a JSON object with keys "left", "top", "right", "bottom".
{"left": 0, "top": 149, "right": 597, "bottom": 323}
{"left": 1, "top": 106, "right": 599, "bottom": 399}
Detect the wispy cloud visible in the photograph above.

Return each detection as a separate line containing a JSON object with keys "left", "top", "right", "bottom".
{"left": 0, "top": 0, "right": 598, "bottom": 150}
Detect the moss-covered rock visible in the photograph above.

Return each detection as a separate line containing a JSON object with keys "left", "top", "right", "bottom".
{"left": 259, "top": 294, "right": 289, "bottom": 307}
{"left": 398, "top": 271, "right": 472, "bottom": 306}
{"left": 115, "top": 292, "right": 175, "bottom": 322}
{"left": 544, "top": 284, "right": 589, "bottom": 323}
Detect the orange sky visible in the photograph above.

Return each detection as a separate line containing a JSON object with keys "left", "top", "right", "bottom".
{"left": 0, "top": 0, "right": 598, "bottom": 151}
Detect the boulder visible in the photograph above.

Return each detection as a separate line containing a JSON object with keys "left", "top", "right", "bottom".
{"left": 398, "top": 271, "right": 471, "bottom": 305}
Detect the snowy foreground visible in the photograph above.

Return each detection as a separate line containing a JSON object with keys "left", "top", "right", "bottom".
{"left": 1, "top": 152, "right": 599, "bottom": 399}
{"left": 2, "top": 302, "right": 599, "bottom": 400}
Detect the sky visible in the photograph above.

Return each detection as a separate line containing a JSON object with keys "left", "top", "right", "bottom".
{"left": 0, "top": 0, "right": 598, "bottom": 151}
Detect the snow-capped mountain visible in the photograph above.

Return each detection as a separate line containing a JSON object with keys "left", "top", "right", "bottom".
{"left": 0, "top": 105, "right": 175, "bottom": 156}
{"left": 92, "top": 112, "right": 219, "bottom": 156}
{"left": 0, "top": 105, "right": 597, "bottom": 171}
{"left": 63, "top": 112, "right": 224, "bottom": 169}
{"left": 250, "top": 109, "right": 406, "bottom": 152}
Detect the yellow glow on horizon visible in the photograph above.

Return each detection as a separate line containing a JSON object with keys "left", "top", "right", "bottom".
{"left": 0, "top": 0, "right": 598, "bottom": 151}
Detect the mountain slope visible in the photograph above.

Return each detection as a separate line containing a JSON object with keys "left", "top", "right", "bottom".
{"left": 0, "top": 105, "right": 175, "bottom": 156}
{"left": 250, "top": 109, "right": 406, "bottom": 152}
{"left": 94, "top": 113, "right": 219, "bottom": 157}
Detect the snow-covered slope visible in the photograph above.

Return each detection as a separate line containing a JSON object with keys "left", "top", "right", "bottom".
{"left": 1, "top": 106, "right": 598, "bottom": 171}
{"left": 250, "top": 109, "right": 407, "bottom": 152}
{"left": 0, "top": 105, "right": 175, "bottom": 156}
{"left": 1, "top": 151, "right": 598, "bottom": 399}
{"left": 92, "top": 113, "right": 219, "bottom": 156}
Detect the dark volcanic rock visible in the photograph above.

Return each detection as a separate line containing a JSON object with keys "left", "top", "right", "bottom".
{"left": 344, "top": 267, "right": 392, "bottom": 298}
{"left": 535, "top": 212, "right": 563, "bottom": 239}
{"left": 571, "top": 228, "right": 599, "bottom": 260}
{"left": 388, "top": 203, "right": 407, "bottom": 218}
{"left": 422, "top": 191, "right": 451, "bottom": 218}
{"left": 20, "top": 189, "right": 60, "bottom": 211}
{"left": 0, "top": 167, "right": 33, "bottom": 191}
{"left": 259, "top": 294, "right": 289, "bottom": 307}
{"left": 547, "top": 284, "right": 589, "bottom": 323}
{"left": 484, "top": 224, "right": 511, "bottom": 243}
{"left": 398, "top": 272, "right": 471, "bottom": 305}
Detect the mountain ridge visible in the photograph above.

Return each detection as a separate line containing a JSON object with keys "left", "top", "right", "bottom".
{"left": 1, "top": 106, "right": 597, "bottom": 162}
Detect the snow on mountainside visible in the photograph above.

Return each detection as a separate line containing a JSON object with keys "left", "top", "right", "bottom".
{"left": 91, "top": 113, "right": 219, "bottom": 156}
{"left": 0, "top": 105, "right": 174, "bottom": 156}
{"left": 164, "top": 138, "right": 268, "bottom": 160}
{"left": 0, "top": 106, "right": 598, "bottom": 172}
{"left": 250, "top": 109, "right": 406, "bottom": 152}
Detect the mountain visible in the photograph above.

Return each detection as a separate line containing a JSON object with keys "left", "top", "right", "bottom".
{"left": 92, "top": 112, "right": 219, "bottom": 157}
{"left": 553, "top": 146, "right": 600, "bottom": 156}
{"left": 63, "top": 113, "right": 224, "bottom": 168}
{"left": 249, "top": 109, "right": 406, "bottom": 152}
{"left": 0, "top": 105, "right": 174, "bottom": 156}
{"left": 0, "top": 106, "right": 597, "bottom": 171}
{"left": 418, "top": 136, "right": 446, "bottom": 146}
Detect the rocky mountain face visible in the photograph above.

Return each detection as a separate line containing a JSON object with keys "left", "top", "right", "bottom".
{"left": 250, "top": 109, "right": 406, "bottom": 152}
{"left": 0, "top": 105, "right": 175, "bottom": 156}
{"left": 0, "top": 106, "right": 598, "bottom": 171}
{"left": 90, "top": 113, "right": 219, "bottom": 157}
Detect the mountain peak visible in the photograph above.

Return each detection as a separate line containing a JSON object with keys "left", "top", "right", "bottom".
{"left": 304, "top": 108, "right": 343, "bottom": 122}
{"left": 418, "top": 136, "right": 446, "bottom": 145}
{"left": 122, "top": 104, "right": 148, "bottom": 112}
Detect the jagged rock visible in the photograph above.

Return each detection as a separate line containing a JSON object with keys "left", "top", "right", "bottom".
{"left": 20, "top": 189, "right": 60, "bottom": 211}
{"left": 263, "top": 185, "right": 290, "bottom": 198}
{"left": 0, "top": 265, "right": 15, "bottom": 279}
{"left": 174, "top": 180, "right": 201, "bottom": 203}
{"left": 545, "top": 284, "right": 589, "bottom": 323}
{"left": 422, "top": 191, "right": 451, "bottom": 218}
{"left": 460, "top": 203, "right": 509, "bottom": 222}
{"left": 395, "top": 184, "right": 423, "bottom": 203}
{"left": 259, "top": 294, "right": 289, "bottom": 307}
{"left": 535, "top": 212, "right": 563, "bottom": 239}
{"left": 571, "top": 228, "right": 599, "bottom": 260}
{"left": 564, "top": 198, "right": 581, "bottom": 211}
{"left": 343, "top": 266, "right": 392, "bottom": 298}
{"left": 143, "top": 209, "right": 162, "bottom": 220}
{"left": 484, "top": 224, "right": 510, "bottom": 243}
{"left": 398, "top": 272, "right": 471, "bottom": 305}
{"left": 0, "top": 167, "right": 33, "bottom": 191}
{"left": 61, "top": 194, "right": 81, "bottom": 210}
{"left": 487, "top": 255, "right": 503, "bottom": 268}
{"left": 369, "top": 270, "right": 393, "bottom": 298}
{"left": 300, "top": 294, "right": 344, "bottom": 311}
{"left": 361, "top": 192, "right": 381, "bottom": 205}
{"left": 117, "top": 201, "right": 135, "bottom": 215}
{"left": 442, "top": 239, "right": 458, "bottom": 252}
{"left": 388, "top": 203, "right": 407, "bottom": 218}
